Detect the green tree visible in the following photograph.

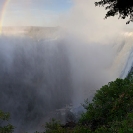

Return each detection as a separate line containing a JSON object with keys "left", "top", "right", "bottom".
{"left": 0, "top": 110, "right": 14, "bottom": 133}
{"left": 80, "top": 74, "right": 133, "bottom": 132}
{"left": 36, "top": 74, "right": 133, "bottom": 133}
{"left": 95, "top": 0, "right": 133, "bottom": 24}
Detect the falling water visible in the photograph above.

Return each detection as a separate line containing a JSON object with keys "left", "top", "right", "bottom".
{"left": 0, "top": 27, "right": 133, "bottom": 132}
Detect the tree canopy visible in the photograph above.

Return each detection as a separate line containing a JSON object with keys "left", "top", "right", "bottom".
{"left": 95, "top": 0, "right": 133, "bottom": 24}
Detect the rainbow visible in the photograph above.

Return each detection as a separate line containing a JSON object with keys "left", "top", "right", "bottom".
{"left": 0, "top": 0, "right": 10, "bottom": 34}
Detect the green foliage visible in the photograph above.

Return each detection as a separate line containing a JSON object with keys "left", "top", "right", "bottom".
{"left": 44, "top": 119, "right": 63, "bottom": 133}
{"left": 80, "top": 74, "right": 133, "bottom": 132}
{"left": 39, "top": 74, "right": 133, "bottom": 133}
{"left": 95, "top": 0, "right": 133, "bottom": 24}
{"left": 0, "top": 110, "right": 14, "bottom": 133}
{"left": 40, "top": 118, "right": 91, "bottom": 133}
{"left": 93, "top": 112, "right": 133, "bottom": 133}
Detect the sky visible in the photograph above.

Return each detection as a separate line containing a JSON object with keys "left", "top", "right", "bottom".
{"left": 0, "top": 0, "right": 133, "bottom": 30}
{"left": 0, "top": 0, "right": 73, "bottom": 27}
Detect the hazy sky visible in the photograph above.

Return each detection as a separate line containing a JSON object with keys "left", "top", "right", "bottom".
{"left": 0, "top": 0, "right": 133, "bottom": 30}
{"left": 0, "top": 0, "right": 73, "bottom": 26}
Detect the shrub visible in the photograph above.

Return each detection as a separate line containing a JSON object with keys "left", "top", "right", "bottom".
{"left": 0, "top": 110, "right": 14, "bottom": 133}
{"left": 80, "top": 74, "right": 133, "bottom": 132}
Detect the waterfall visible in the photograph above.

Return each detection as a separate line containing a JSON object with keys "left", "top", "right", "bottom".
{"left": 0, "top": 27, "right": 133, "bottom": 132}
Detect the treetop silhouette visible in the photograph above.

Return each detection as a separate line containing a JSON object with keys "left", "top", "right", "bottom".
{"left": 95, "top": 0, "right": 133, "bottom": 24}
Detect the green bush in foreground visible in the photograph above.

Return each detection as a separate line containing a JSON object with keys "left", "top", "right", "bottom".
{"left": 80, "top": 74, "right": 133, "bottom": 132}
{"left": 0, "top": 110, "right": 14, "bottom": 133}
{"left": 43, "top": 118, "right": 91, "bottom": 133}
{"left": 44, "top": 74, "right": 133, "bottom": 133}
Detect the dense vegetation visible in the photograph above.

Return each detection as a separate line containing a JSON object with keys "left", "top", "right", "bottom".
{"left": 43, "top": 73, "right": 133, "bottom": 133}
{"left": 0, "top": 110, "right": 14, "bottom": 133}
{"left": 1, "top": 74, "right": 133, "bottom": 133}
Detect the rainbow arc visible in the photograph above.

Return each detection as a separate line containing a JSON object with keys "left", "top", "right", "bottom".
{"left": 0, "top": 0, "right": 10, "bottom": 34}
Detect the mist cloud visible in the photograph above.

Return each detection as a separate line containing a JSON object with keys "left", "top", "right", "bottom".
{"left": 60, "top": 0, "right": 132, "bottom": 42}
{"left": 1, "top": 0, "right": 133, "bottom": 132}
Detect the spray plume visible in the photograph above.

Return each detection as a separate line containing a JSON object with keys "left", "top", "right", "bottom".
{"left": 0, "top": 0, "right": 133, "bottom": 132}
